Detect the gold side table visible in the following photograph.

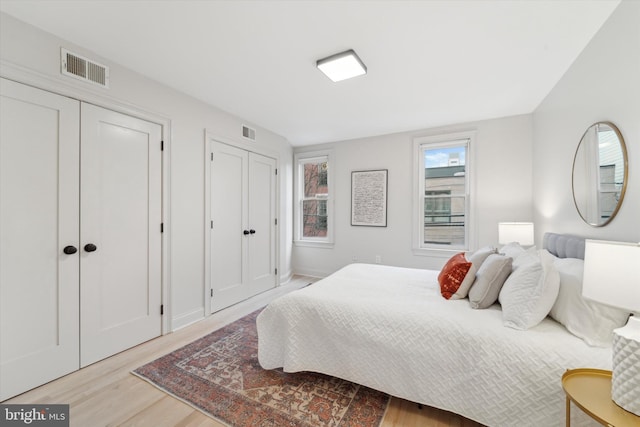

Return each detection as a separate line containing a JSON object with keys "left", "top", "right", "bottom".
{"left": 562, "top": 368, "right": 640, "bottom": 427}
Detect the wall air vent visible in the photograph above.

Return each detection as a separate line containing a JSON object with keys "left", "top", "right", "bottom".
{"left": 242, "top": 125, "right": 256, "bottom": 141}
{"left": 60, "top": 48, "right": 109, "bottom": 88}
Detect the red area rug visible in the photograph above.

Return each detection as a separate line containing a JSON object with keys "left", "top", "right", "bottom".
{"left": 133, "top": 310, "right": 390, "bottom": 427}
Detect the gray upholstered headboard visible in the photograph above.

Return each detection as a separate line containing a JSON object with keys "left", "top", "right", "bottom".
{"left": 543, "top": 232, "right": 586, "bottom": 260}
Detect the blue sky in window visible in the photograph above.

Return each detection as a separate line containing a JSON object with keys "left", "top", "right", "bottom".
{"left": 424, "top": 146, "right": 466, "bottom": 168}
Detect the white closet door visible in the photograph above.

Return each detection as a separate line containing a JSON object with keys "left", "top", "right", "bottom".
{"left": 248, "top": 152, "right": 277, "bottom": 294}
{"left": 80, "top": 103, "right": 162, "bottom": 367}
{"left": 0, "top": 78, "right": 80, "bottom": 400}
{"left": 209, "top": 142, "right": 276, "bottom": 312}
{"left": 210, "top": 141, "right": 249, "bottom": 312}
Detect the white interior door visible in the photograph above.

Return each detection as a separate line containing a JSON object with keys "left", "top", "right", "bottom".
{"left": 209, "top": 142, "right": 277, "bottom": 312}
{"left": 0, "top": 78, "right": 80, "bottom": 400}
{"left": 248, "top": 152, "right": 277, "bottom": 294}
{"left": 210, "top": 141, "right": 249, "bottom": 312}
{"left": 80, "top": 103, "right": 162, "bottom": 367}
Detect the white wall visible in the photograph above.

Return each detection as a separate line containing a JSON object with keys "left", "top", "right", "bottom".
{"left": 0, "top": 12, "right": 294, "bottom": 330}
{"left": 532, "top": 0, "right": 639, "bottom": 244}
{"left": 293, "top": 114, "right": 533, "bottom": 277}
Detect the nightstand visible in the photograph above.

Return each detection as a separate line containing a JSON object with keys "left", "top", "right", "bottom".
{"left": 562, "top": 368, "right": 640, "bottom": 426}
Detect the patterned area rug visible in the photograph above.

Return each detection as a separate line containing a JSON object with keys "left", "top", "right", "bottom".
{"left": 133, "top": 310, "right": 390, "bottom": 427}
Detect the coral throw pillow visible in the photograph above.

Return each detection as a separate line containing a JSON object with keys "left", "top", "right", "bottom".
{"left": 438, "top": 252, "right": 472, "bottom": 299}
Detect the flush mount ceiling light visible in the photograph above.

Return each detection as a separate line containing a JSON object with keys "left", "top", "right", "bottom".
{"left": 316, "top": 49, "right": 367, "bottom": 82}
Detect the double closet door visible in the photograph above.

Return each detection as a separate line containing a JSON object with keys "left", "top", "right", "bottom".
{"left": 0, "top": 78, "right": 162, "bottom": 400}
{"left": 210, "top": 141, "right": 277, "bottom": 312}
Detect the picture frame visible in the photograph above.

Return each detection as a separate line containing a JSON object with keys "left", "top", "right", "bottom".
{"left": 351, "top": 169, "right": 388, "bottom": 227}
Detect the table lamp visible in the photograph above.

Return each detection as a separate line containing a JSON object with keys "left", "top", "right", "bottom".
{"left": 498, "top": 222, "right": 534, "bottom": 246}
{"left": 583, "top": 239, "right": 640, "bottom": 416}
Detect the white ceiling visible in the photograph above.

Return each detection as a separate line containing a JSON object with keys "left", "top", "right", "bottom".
{"left": 0, "top": 0, "right": 620, "bottom": 146}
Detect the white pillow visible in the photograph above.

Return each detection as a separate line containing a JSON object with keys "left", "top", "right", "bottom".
{"left": 500, "top": 250, "right": 560, "bottom": 330}
{"left": 500, "top": 242, "right": 537, "bottom": 271}
{"left": 449, "top": 246, "right": 497, "bottom": 300}
{"left": 550, "top": 257, "right": 630, "bottom": 347}
{"left": 499, "top": 242, "right": 525, "bottom": 259}
{"left": 512, "top": 246, "right": 538, "bottom": 270}
{"left": 468, "top": 254, "right": 512, "bottom": 309}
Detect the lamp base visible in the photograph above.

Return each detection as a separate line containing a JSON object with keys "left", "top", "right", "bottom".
{"left": 612, "top": 315, "right": 640, "bottom": 416}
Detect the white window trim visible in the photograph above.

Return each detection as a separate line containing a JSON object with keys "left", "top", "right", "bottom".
{"left": 412, "top": 130, "right": 477, "bottom": 257}
{"left": 294, "top": 149, "right": 334, "bottom": 248}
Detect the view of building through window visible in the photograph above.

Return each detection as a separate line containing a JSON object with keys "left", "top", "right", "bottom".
{"left": 302, "top": 159, "right": 328, "bottom": 237}
{"left": 423, "top": 144, "right": 467, "bottom": 246}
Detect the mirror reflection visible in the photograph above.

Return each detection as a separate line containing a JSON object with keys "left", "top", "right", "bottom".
{"left": 572, "top": 122, "right": 627, "bottom": 227}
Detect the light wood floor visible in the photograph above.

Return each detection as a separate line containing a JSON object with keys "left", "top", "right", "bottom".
{"left": 4, "top": 275, "right": 483, "bottom": 427}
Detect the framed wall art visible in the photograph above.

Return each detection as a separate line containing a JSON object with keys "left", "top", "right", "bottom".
{"left": 351, "top": 169, "right": 388, "bottom": 227}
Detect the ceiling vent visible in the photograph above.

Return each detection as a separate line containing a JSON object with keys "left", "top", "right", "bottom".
{"left": 60, "top": 48, "right": 109, "bottom": 88}
{"left": 242, "top": 125, "right": 256, "bottom": 141}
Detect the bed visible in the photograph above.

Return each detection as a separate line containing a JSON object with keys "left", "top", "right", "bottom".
{"left": 257, "top": 233, "right": 627, "bottom": 427}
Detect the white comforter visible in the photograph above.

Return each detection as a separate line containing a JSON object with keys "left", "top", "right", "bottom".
{"left": 257, "top": 263, "right": 612, "bottom": 427}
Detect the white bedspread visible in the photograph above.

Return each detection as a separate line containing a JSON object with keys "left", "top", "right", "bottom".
{"left": 257, "top": 263, "right": 612, "bottom": 427}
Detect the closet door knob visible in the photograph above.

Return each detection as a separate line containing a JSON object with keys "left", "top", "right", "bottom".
{"left": 249, "top": 229, "right": 256, "bottom": 234}
{"left": 243, "top": 230, "right": 250, "bottom": 235}
{"left": 84, "top": 243, "right": 97, "bottom": 252}
{"left": 63, "top": 245, "right": 78, "bottom": 255}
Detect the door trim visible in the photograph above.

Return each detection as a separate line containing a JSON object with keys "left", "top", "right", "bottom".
{"left": 1, "top": 60, "right": 172, "bottom": 334}
{"left": 204, "top": 131, "right": 280, "bottom": 317}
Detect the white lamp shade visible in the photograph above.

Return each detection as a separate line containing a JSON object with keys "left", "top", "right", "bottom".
{"left": 317, "top": 49, "right": 367, "bottom": 82}
{"left": 582, "top": 239, "right": 640, "bottom": 313}
{"left": 498, "top": 222, "right": 534, "bottom": 245}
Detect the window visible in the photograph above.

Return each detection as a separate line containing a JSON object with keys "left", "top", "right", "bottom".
{"left": 295, "top": 151, "right": 333, "bottom": 246}
{"left": 413, "top": 132, "right": 474, "bottom": 253}
{"left": 425, "top": 190, "right": 452, "bottom": 224}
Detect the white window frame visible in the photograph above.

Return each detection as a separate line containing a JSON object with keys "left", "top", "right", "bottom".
{"left": 412, "top": 131, "right": 476, "bottom": 256}
{"left": 294, "top": 149, "right": 334, "bottom": 248}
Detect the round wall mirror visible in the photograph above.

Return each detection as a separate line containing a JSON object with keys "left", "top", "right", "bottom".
{"left": 572, "top": 121, "right": 628, "bottom": 227}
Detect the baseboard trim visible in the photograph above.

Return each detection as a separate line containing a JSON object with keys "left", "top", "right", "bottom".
{"left": 171, "top": 308, "right": 205, "bottom": 331}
